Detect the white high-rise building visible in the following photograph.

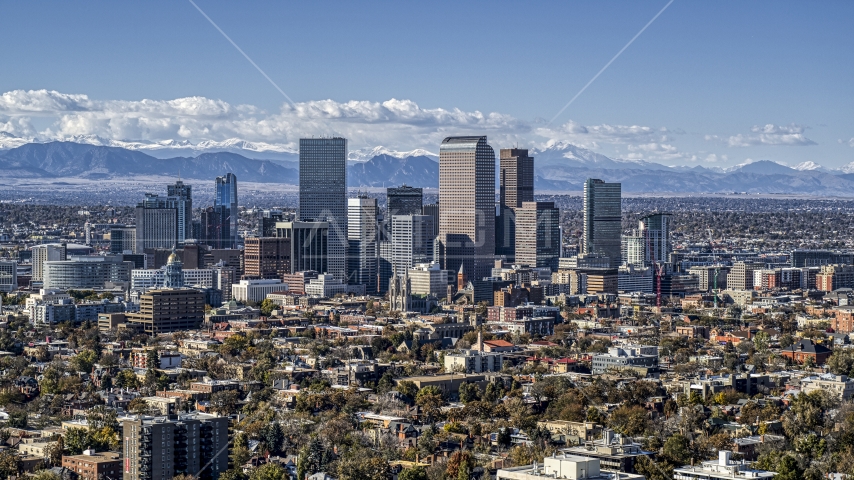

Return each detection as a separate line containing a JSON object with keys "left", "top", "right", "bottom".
{"left": 347, "top": 196, "right": 378, "bottom": 293}
{"left": 408, "top": 262, "right": 449, "bottom": 297}
{"left": 31, "top": 243, "right": 67, "bottom": 281}
{"left": 392, "top": 215, "right": 435, "bottom": 273}
{"left": 231, "top": 279, "right": 287, "bottom": 303}
{"left": 43, "top": 255, "right": 133, "bottom": 290}
{"left": 299, "top": 138, "right": 347, "bottom": 281}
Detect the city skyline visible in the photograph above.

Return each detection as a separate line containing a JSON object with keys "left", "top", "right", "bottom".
{"left": 4, "top": 4, "right": 854, "bottom": 480}
{"left": 0, "top": 2, "right": 851, "bottom": 169}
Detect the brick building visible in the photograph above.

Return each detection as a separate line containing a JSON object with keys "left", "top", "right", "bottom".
{"left": 243, "top": 237, "right": 291, "bottom": 279}
{"left": 780, "top": 339, "right": 832, "bottom": 365}
{"left": 62, "top": 451, "right": 123, "bottom": 480}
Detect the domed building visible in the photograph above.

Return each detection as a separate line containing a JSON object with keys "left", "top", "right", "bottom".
{"left": 164, "top": 248, "right": 184, "bottom": 289}
{"left": 125, "top": 248, "right": 204, "bottom": 334}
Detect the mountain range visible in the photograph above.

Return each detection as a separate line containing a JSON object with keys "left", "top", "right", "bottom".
{"left": 1, "top": 135, "right": 854, "bottom": 195}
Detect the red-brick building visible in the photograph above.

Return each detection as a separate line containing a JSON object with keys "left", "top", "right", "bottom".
{"left": 780, "top": 339, "right": 832, "bottom": 365}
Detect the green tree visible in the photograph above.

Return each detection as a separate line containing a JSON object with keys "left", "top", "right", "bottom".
{"left": 497, "top": 427, "right": 512, "bottom": 448}
{"left": 263, "top": 422, "right": 285, "bottom": 454}
{"left": 416, "top": 387, "right": 444, "bottom": 423}
{"left": 783, "top": 390, "right": 833, "bottom": 437}
{"left": 259, "top": 298, "right": 277, "bottom": 316}
{"left": 210, "top": 390, "right": 241, "bottom": 416}
{"left": 127, "top": 398, "right": 153, "bottom": 415}
{"left": 6, "top": 409, "right": 27, "bottom": 429}
{"left": 827, "top": 349, "right": 854, "bottom": 377}
{"left": 586, "top": 406, "right": 602, "bottom": 424}
{"left": 219, "top": 469, "right": 248, "bottom": 480}
{"left": 44, "top": 437, "right": 63, "bottom": 467}
{"left": 248, "top": 463, "right": 287, "bottom": 480}
{"left": 70, "top": 349, "right": 98, "bottom": 373}
{"left": 635, "top": 455, "right": 674, "bottom": 480}
{"left": 418, "top": 428, "right": 437, "bottom": 457}
{"left": 31, "top": 470, "right": 61, "bottom": 480}
{"left": 753, "top": 331, "right": 770, "bottom": 353}
{"left": 397, "top": 380, "right": 418, "bottom": 400}
{"left": 115, "top": 369, "right": 141, "bottom": 389}
{"left": 87, "top": 405, "right": 118, "bottom": 431}
{"left": 90, "top": 426, "right": 120, "bottom": 451}
{"left": 661, "top": 434, "right": 692, "bottom": 465}
{"left": 146, "top": 348, "right": 160, "bottom": 369}
{"left": 775, "top": 455, "right": 803, "bottom": 480}
{"left": 398, "top": 466, "right": 429, "bottom": 480}
{"left": 230, "top": 433, "right": 251, "bottom": 468}
{"left": 0, "top": 450, "right": 21, "bottom": 478}
{"left": 337, "top": 453, "right": 391, "bottom": 480}
{"left": 458, "top": 382, "right": 481, "bottom": 403}
{"left": 220, "top": 334, "right": 250, "bottom": 356}
{"left": 297, "top": 438, "right": 327, "bottom": 480}
{"left": 607, "top": 405, "right": 649, "bottom": 436}
{"left": 484, "top": 381, "right": 504, "bottom": 403}
{"left": 64, "top": 427, "right": 90, "bottom": 455}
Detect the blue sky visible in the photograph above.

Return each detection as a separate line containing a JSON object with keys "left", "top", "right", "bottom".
{"left": 0, "top": 1, "right": 851, "bottom": 168}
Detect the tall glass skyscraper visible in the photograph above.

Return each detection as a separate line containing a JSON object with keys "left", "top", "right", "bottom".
{"left": 515, "top": 201, "right": 561, "bottom": 271}
{"left": 215, "top": 173, "right": 238, "bottom": 248}
{"left": 347, "top": 196, "right": 378, "bottom": 293}
{"left": 166, "top": 180, "right": 192, "bottom": 245}
{"left": 135, "top": 193, "right": 179, "bottom": 252}
{"left": 582, "top": 178, "right": 622, "bottom": 268}
{"left": 437, "top": 136, "right": 495, "bottom": 301}
{"left": 387, "top": 185, "right": 423, "bottom": 216}
{"left": 299, "top": 138, "right": 347, "bottom": 281}
{"left": 496, "top": 148, "right": 534, "bottom": 260}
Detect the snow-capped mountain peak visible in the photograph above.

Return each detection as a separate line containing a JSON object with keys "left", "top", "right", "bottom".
{"left": 348, "top": 145, "right": 437, "bottom": 162}
{"left": 0, "top": 132, "right": 34, "bottom": 149}
{"left": 793, "top": 161, "right": 824, "bottom": 171}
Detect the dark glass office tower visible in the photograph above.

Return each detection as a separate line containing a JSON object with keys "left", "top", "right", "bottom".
{"left": 299, "top": 138, "right": 347, "bottom": 281}
{"left": 215, "top": 173, "right": 238, "bottom": 248}
{"left": 583, "top": 178, "right": 622, "bottom": 268}
{"left": 496, "top": 148, "right": 534, "bottom": 260}
{"left": 387, "top": 184, "right": 423, "bottom": 216}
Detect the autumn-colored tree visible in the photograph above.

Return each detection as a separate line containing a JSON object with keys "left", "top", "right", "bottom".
{"left": 607, "top": 405, "right": 649, "bottom": 436}
{"left": 445, "top": 450, "right": 474, "bottom": 480}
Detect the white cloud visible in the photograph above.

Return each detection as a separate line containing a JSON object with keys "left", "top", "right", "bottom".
{"left": 707, "top": 123, "right": 817, "bottom": 147}
{"left": 3, "top": 89, "right": 814, "bottom": 169}
{"left": 0, "top": 89, "right": 535, "bottom": 152}
{"left": 535, "top": 120, "right": 668, "bottom": 150}
{"left": 840, "top": 137, "right": 854, "bottom": 147}
{"left": 702, "top": 153, "right": 728, "bottom": 163}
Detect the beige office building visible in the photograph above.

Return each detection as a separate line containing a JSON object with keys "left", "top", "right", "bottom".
{"left": 437, "top": 136, "right": 495, "bottom": 301}
{"left": 126, "top": 288, "right": 204, "bottom": 333}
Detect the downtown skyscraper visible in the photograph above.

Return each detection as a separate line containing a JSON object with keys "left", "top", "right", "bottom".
{"left": 496, "top": 148, "right": 534, "bottom": 260}
{"left": 348, "top": 196, "right": 378, "bottom": 293}
{"left": 166, "top": 180, "right": 192, "bottom": 245}
{"left": 387, "top": 185, "right": 423, "bottom": 216}
{"left": 214, "top": 173, "right": 238, "bottom": 248}
{"left": 515, "top": 201, "right": 561, "bottom": 271}
{"left": 299, "top": 138, "right": 347, "bottom": 281}
{"left": 437, "top": 136, "right": 495, "bottom": 301}
{"left": 583, "top": 178, "right": 622, "bottom": 268}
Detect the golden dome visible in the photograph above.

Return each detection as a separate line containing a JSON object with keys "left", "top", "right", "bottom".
{"left": 167, "top": 250, "right": 180, "bottom": 264}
